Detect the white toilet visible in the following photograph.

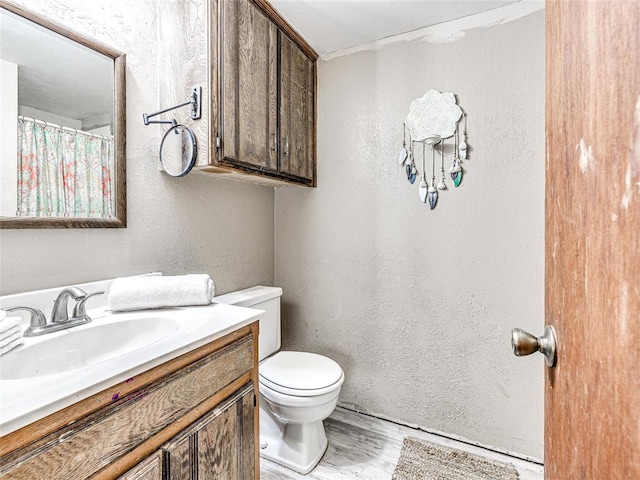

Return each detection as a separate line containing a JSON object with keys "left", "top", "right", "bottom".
{"left": 214, "top": 286, "right": 344, "bottom": 474}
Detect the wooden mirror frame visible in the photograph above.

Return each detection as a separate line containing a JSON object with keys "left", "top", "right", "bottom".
{"left": 0, "top": 0, "right": 126, "bottom": 229}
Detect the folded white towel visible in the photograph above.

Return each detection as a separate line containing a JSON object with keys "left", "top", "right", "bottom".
{"left": 0, "top": 316, "right": 21, "bottom": 334}
{"left": 0, "top": 329, "right": 22, "bottom": 348}
{"left": 108, "top": 274, "right": 215, "bottom": 312}
{"left": 0, "top": 336, "right": 24, "bottom": 356}
{"left": 0, "top": 325, "right": 22, "bottom": 342}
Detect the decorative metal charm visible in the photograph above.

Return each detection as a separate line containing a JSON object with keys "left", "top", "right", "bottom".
{"left": 419, "top": 143, "right": 428, "bottom": 202}
{"left": 437, "top": 139, "right": 447, "bottom": 190}
{"left": 458, "top": 113, "right": 468, "bottom": 160}
{"left": 399, "top": 123, "right": 408, "bottom": 165}
{"left": 428, "top": 184, "right": 438, "bottom": 210}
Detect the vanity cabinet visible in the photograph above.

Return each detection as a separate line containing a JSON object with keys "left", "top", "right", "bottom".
{"left": 0, "top": 323, "right": 259, "bottom": 480}
{"left": 159, "top": 0, "right": 317, "bottom": 186}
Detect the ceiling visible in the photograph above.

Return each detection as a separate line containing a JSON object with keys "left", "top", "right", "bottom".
{"left": 270, "top": 0, "right": 519, "bottom": 56}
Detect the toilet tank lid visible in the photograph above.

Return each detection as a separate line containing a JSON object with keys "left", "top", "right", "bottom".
{"left": 213, "top": 285, "right": 283, "bottom": 307}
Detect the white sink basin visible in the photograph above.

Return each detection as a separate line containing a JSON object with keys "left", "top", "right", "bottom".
{"left": 0, "top": 317, "right": 179, "bottom": 380}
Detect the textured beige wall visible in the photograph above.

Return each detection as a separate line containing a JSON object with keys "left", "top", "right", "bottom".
{"left": 0, "top": 0, "right": 274, "bottom": 295}
{"left": 275, "top": 11, "right": 545, "bottom": 459}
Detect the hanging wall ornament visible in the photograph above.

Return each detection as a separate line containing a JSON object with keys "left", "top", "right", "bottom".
{"left": 419, "top": 142, "right": 428, "bottom": 203}
{"left": 399, "top": 89, "right": 468, "bottom": 207}
{"left": 428, "top": 145, "right": 439, "bottom": 210}
{"left": 437, "top": 139, "right": 447, "bottom": 190}
{"left": 398, "top": 123, "right": 408, "bottom": 165}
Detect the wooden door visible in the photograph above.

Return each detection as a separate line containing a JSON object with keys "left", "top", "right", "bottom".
{"left": 279, "top": 32, "right": 315, "bottom": 184}
{"left": 545, "top": 1, "right": 640, "bottom": 478}
{"left": 220, "top": 0, "right": 277, "bottom": 172}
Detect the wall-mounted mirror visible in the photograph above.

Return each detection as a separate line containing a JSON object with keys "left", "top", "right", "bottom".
{"left": 0, "top": 0, "right": 126, "bottom": 228}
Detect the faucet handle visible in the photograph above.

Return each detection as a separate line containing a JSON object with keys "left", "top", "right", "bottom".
{"left": 72, "top": 290, "right": 105, "bottom": 320}
{"left": 3, "top": 306, "right": 47, "bottom": 337}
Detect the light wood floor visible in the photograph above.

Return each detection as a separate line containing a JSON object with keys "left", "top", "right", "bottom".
{"left": 261, "top": 407, "right": 544, "bottom": 479}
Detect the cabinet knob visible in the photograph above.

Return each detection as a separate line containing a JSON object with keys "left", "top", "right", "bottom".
{"left": 284, "top": 135, "right": 289, "bottom": 155}
{"left": 271, "top": 133, "right": 277, "bottom": 152}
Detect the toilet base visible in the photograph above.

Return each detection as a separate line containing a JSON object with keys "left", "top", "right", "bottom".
{"left": 260, "top": 405, "right": 328, "bottom": 474}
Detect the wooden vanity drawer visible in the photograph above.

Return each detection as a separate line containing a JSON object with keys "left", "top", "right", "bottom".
{"left": 0, "top": 333, "right": 255, "bottom": 479}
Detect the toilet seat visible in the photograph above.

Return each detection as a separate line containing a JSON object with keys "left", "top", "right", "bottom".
{"left": 259, "top": 351, "right": 344, "bottom": 397}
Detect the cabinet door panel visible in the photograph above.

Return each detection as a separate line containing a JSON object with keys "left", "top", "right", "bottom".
{"left": 222, "top": 0, "right": 277, "bottom": 171}
{"left": 164, "top": 433, "right": 194, "bottom": 480}
{"left": 197, "top": 399, "right": 239, "bottom": 479}
{"left": 118, "top": 451, "right": 163, "bottom": 480}
{"left": 196, "top": 384, "right": 255, "bottom": 480}
{"left": 240, "top": 384, "right": 256, "bottom": 480}
{"left": 280, "top": 33, "right": 315, "bottom": 183}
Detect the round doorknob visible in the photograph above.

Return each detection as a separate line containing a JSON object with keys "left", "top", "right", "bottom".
{"left": 511, "top": 325, "right": 557, "bottom": 367}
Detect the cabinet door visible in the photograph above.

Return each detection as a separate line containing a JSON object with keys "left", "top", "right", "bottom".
{"left": 220, "top": 0, "right": 278, "bottom": 172}
{"left": 161, "top": 383, "right": 256, "bottom": 480}
{"left": 197, "top": 384, "right": 255, "bottom": 480}
{"left": 118, "top": 451, "right": 163, "bottom": 480}
{"left": 279, "top": 32, "right": 315, "bottom": 184}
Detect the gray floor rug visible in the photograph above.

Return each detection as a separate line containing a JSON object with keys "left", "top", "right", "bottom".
{"left": 392, "top": 437, "right": 520, "bottom": 480}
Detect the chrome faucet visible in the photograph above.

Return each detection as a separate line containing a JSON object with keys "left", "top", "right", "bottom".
{"left": 2, "top": 287, "right": 104, "bottom": 337}
{"left": 51, "top": 287, "right": 87, "bottom": 323}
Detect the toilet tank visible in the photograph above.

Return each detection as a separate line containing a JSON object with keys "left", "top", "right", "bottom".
{"left": 213, "top": 286, "right": 282, "bottom": 361}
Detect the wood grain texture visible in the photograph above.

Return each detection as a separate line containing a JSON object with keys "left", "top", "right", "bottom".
{"left": 163, "top": 431, "right": 194, "bottom": 480}
{"left": 157, "top": 0, "right": 209, "bottom": 169}
{"left": 241, "top": 383, "right": 256, "bottom": 480}
{"left": 0, "top": 1, "right": 127, "bottom": 229}
{"left": 117, "top": 451, "right": 163, "bottom": 480}
{"left": 279, "top": 33, "right": 315, "bottom": 184}
{"left": 0, "top": 324, "right": 255, "bottom": 458}
{"left": 546, "top": 1, "right": 640, "bottom": 478}
{"left": 197, "top": 391, "right": 239, "bottom": 479}
{"left": 221, "top": 0, "right": 277, "bottom": 172}
{"left": 96, "top": 373, "right": 252, "bottom": 480}
{"left": 0, "top": 337, "right": 253, "bottom": 479}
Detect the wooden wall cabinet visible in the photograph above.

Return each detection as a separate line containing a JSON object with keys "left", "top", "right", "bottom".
{"left": 159, "top": 0, "right": 317, "bottom": 187}
{"left": 215, "top": 0, "right": 317, "bottom": 186}
{"left": 0, "top": 323, "right": 260, "bottom": 480}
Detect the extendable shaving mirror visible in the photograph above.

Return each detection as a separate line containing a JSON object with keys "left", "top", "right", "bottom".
{"left": 143, "top": 86, "right": 201, "bottom": 177}
{"left": 159, "top": 125, "right": 197, "bottom": 177}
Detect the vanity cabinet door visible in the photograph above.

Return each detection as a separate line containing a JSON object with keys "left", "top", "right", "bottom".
{"left": 161, "top": 383, "right": 256, "bottom": 480}
{"left": 220, "top": 0, "right": 278, "bottom": 173}
{"left": 118, "top": 451, "right": 163, "bottom": 480}
{"left": 279, "top": 32, "right": 316, "bottom": 185}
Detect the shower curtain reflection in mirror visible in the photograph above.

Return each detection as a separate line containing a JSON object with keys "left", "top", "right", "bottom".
{"left": 16, "top": 116, "right": 115, "bottom": 219}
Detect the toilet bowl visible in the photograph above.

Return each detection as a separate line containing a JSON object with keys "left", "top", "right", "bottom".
{"left": 213, "top": 286, "right": 344, "bottom": 474}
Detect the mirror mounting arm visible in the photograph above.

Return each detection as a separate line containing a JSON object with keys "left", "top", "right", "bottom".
{"left": 143, "top": 86, "right": 201, "bottom": 126}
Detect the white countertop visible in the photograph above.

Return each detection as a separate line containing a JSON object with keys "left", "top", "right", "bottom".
{"left": 0, "top": 303, "right": 262, "bottom": 436}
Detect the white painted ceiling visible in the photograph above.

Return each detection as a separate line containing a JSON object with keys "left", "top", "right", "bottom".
{"left": 270, "top": 0, "right": 520, "bottom": 56}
